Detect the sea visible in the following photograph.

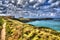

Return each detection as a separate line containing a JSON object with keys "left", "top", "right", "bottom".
{"left": 27, "top": 19, "right": 60, "bottom": 32}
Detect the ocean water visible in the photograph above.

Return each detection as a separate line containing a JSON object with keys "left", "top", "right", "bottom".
{"left": 27, "top": 20, "right": 60, "bottom": 31}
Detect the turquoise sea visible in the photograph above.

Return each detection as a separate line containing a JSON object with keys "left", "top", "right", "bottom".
{"left": 27, "top": 20, "right": 60, "bottom": 31}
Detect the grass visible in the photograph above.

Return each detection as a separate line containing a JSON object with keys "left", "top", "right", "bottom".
{"left": 6, "top": 18, "right": 60, "bottom": 40}
{"left": 0, "top": 18, "right": 4, "bottom": 29}
{"left": 0, "top": 17, "right": 60, "bottom": 40}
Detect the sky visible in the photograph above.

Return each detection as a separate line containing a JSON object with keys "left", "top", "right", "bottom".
{"left": 0, "top": 0, "right": 60, "bottom": 18}
{"left": 16, "top": 0, "right": 60, "bottom": 18}
{"left": 17, "top": 0, "right": 60, "bottom": 9}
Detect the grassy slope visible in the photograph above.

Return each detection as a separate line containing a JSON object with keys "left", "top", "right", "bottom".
{"left": 0, "top": 17, "right": 60, "bottom": 40}
{"left": 0, "top": 18, "right": 4, "bottom": 40}
{"left": 0, "top": 18, "right": 4, "bottom": 29}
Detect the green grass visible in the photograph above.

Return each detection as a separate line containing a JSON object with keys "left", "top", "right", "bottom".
{"left": 0, "top": 17, "right": 60, "bottom": 40}
{"left": 0, "top": 18, "right": 4, "bottom": 29}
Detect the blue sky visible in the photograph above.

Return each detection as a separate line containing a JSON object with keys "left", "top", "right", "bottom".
{"left": 0, "top": 0, "right": 60, "bottom": 18}
{"left": 17, "top": 0, "right": 60, "bottom": 18}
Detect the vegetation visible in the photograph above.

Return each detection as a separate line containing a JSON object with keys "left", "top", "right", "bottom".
{"left": 0, "top": 18, "right": 4, "bottom": 29}
{"left": 0, "top": 17, "right": 60, "bottom": 40}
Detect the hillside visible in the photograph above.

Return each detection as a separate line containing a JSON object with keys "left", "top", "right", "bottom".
{"left": 0, "top": 17, "right": 60, "bottom": 40}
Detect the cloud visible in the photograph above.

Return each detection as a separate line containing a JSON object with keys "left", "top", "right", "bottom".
{"left": 38, "top": 0, "right": 46, "bottom": 3}
{"left": 0, "top": 0, "right": 60, "bottom": 18}
{"left": 50, "top": 1, "right": 60, "bottom": 8}
{"left": 15, "top": 0, "right": 60, "bottom": 18}
{"left": 48, "top": 0, "right": 57, "bottom": 3}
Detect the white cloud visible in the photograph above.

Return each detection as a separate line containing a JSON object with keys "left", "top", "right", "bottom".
{"left": 0, "top": 0, "right": 60, "bottom": 18}
{"left": 48, "top": 0, "right": 56, "bottom": 3}
{"left": 50, "top": 1, "right": 60, "bottom": 8}
{"left": 17, "top": 0, "right": 23, "bottom": 4}
{"left": 29, "top": 0, "right": 34, "bottom": 3}
{"left": 38, "top": 0, "right": 46, "bottom": 4}
{"left": 16, "top": 0, "right": 59, "bottom": 9}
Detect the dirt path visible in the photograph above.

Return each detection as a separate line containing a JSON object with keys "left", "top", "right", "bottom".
{"left": 1, "top": 22, "right": 6, "bottom": 40}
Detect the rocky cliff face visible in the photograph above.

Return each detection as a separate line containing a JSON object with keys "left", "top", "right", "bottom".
{"left": 0, "top": 17, "right": 60, "bottom": 40}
